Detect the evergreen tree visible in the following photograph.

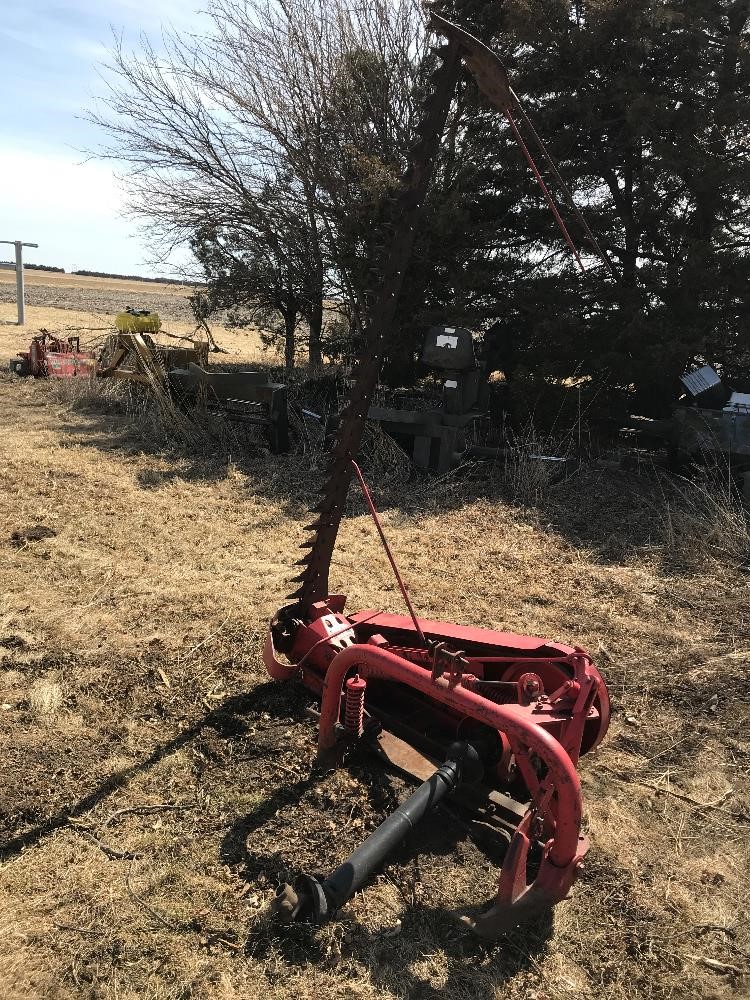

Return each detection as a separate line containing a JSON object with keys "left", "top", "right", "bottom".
{"left": 426, "top": 1, "right": 750, "bottom": 413}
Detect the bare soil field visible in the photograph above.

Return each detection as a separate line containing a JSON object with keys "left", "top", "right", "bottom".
{"left": 0, "top": 270, "right": 200, "bottom": 327}
{"left": 1, "top": 275, "right": 749, "bottom": 999}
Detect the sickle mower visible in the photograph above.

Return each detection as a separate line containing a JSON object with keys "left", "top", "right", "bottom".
{"left": 264, "top": 8, "right": 613, "bottom": 937}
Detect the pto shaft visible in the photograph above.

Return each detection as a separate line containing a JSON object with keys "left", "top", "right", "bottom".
{"left": 273, "top": 742, "right": 482, "bottom": 925}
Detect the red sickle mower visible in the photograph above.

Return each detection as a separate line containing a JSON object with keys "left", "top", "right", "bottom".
{"left": 264, "top": 9, "right": 614, "bottom": 937}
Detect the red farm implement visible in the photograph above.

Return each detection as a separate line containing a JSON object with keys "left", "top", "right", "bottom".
{"left": 263, "top": 10, "right": 614, "bottom": 937}
{"left": 10, "top": 331, "right": 96, "bottom": 378}
{"left": 266, "top": 461, "right": 610, "bottom": 936}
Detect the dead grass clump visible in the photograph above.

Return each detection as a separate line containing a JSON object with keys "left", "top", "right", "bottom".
{"left": 0, "top": 901, "right": 48, "bottom": 1000}
{"left": 357, "top": 422, "right": 412, "bottom": 487}
{"left": 490, "top": 423, "right": 577, "bottom": 506}
{"left": 54, "top": 374, "right": 126, "bottom": 415}
{"left": 54, "top": 371, "right": 233, "bottom": 457}
{"left": 658, "top": 469, "right": 750, "bottom": 568}
{"left": 29, "top": 675, "right": 64, "bottom": 717}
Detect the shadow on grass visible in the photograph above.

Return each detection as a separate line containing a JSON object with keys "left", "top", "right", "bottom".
{"left": 225, "top": 735, "right": 554, "bottom": 997}
{"left": 0, "top": 680, "right": 309, "bottom": 863}
{"left": 245, "top": 899, "right": 554, "bottom": 999}
{"left": 240, "top": 826, "right": 554, "bottom": 999}
{"left": 40, "top": 366, "right": 692, "bottom": 568}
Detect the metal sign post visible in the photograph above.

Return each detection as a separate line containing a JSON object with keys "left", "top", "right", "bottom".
{"left": 0, "top": 240, "right": 39, "bottom": 325}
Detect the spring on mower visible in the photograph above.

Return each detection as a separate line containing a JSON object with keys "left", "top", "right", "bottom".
{"left": 344, "top": 674, "right": 367, "bottom": 737}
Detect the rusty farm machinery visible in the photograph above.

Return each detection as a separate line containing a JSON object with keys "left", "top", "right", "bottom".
{"left": 98, "top": 331, "right": 289, "bottom": 453}
{"left": 264, "top": 10, "right": 613, "bottom": 938}
{"left": 9, "top": 330, "right": 97, "bottom": 378}
{"left": 10, "top": 324, "right": 289, "bottom": 455}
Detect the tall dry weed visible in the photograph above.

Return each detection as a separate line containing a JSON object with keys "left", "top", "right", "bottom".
{"left": 54, "top": 371, "right": 246, "bottom": 456}
{"left": 488, "top": 422, "right": 577, "bottom": 505}
{"left": 657, "top": 462, "right": 749, "bottom": 568}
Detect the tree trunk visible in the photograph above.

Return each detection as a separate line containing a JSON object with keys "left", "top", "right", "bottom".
{"left": 301, "top": 175, "right": 325, "bottom": 371}
{"left": 308, "top": 296, "right": 324, "bottom": 369}
{"left": 284, "top": 309, "right": 297, "bottom": 370}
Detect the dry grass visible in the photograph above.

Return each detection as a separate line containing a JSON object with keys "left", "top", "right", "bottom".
{"left": 0, "top": 274, "right": 748, "bottom": 1000}
{"left": 658, "top": 470, "right": 750, "bottom": 569}
{"left": 482, "top": 422, "right": 579, "bottom": 506}
{"left": 28, "top": 676, "right": 64, "bottom": 717}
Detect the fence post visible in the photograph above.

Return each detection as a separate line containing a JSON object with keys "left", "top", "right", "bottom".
{"left": 0, "top": 239, "right": 38, "bottom": 325}
{"left": 15, "top": 242, "right": 25, "bottom": 326}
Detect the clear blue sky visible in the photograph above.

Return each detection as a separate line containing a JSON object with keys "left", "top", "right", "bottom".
{"left": 0, "top": 1, "right": 208, "bottom": 276}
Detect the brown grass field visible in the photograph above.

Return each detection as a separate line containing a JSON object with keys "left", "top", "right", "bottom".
{"left": 0, "top": 275, "right": 749, "bottom": 999}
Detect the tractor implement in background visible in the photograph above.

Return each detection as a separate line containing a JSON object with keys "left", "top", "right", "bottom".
{"left": 97, "top": 334, "right": 290, "bottom": 454}
{"left": 10, "top": 331, "right": 96, "bottom": 378}
{"left": 265, "top": 8, "right": 612, "bottom": 936}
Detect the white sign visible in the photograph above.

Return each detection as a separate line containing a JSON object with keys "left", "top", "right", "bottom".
{"left": 436, "top": 335, "right": 458, "bottom": 349}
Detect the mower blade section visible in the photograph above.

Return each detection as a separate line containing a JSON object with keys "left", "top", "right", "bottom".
{"left": 288, "top": 41, "right": 462, "bottom": 615}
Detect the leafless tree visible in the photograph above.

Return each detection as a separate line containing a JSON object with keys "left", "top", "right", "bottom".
{"left": 89, "top": 0, "right": 428, "bottom": 369}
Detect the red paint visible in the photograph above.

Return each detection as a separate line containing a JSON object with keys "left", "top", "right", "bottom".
{"left": 316, "top": 642, "right": 583, "bottom": 867}
{"left": 15, "top": 333, "right": 96, "bottom": 378}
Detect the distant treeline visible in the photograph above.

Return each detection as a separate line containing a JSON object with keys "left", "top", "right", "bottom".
{"left": 1, "top": 262, "right": 201, "bottom": 284}
{"left": 0, "top": 262, "right": 65, "bottom": 272}
{"left": 72, "top": 269, "right": 201, "bottom": 286}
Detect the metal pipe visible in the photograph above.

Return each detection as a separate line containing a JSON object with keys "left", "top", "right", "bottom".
{"left": 0, "top": 240, "right": 38, "bottom": 326}
{"left": 508, "top": 87, "right": 619, "bottom": 281}
{"left": 502, "top": 108, "right": 585, "bottom": 273}
{"left": 15, "top": 242, "right": 24, "bottom": 326}
{"left": 350, "top": 460, "right": 429, "bottom": 648}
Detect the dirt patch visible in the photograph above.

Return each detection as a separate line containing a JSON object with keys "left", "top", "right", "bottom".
{"left": 0, "top": 275, "right": 198, "bottom": 325}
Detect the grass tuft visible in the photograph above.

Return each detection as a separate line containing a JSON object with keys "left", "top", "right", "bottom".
{"left": 29, "top": 676, "right": 64, "bottom": 717}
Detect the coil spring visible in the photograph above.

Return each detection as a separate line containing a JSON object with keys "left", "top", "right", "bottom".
{"left": 344, "top": 674, "right": 367, "bottom": 738}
